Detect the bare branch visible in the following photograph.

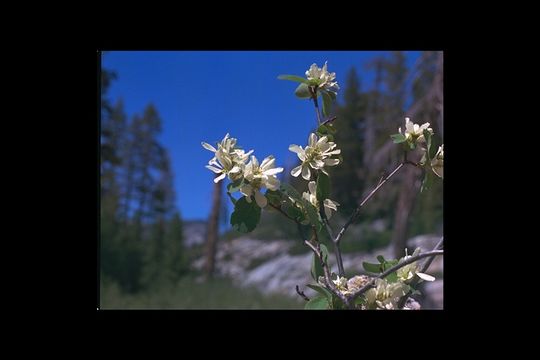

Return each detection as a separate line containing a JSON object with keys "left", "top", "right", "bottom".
{"left": 397, "top": 237, "right": 444, "bottom": 308}
{"left": 296, "top": 285, "right": 310, "bottom": 302}
{"left": 334, "top": 162, "right": 405, "bottom": 246}
{"left": 348, "top": 250, "right": 444, "bottom": 304}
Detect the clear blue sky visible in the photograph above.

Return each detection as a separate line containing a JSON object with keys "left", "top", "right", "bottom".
{"left": 102, "top": 51, "right": 421, "bottom": 221}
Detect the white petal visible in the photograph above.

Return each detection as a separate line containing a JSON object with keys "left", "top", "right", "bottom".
{"left": 201, "top": 142, "right": 217, "bottom": 152}
{"left": 301, "top": 165, "right": 311, "bottom": 180}
{"left": 205, "top": 165, "right": 222, "bottom": 174}
{"left": 405, "top": 118, "right": 414, "bottom": 133}
{"left": 263, "top": 167, "right": 283, "bottom": 176}
{"left": 309, "top": 133, "right": 317, "bottom": 147}
{"left": 213, "top": 173, "right": 226, "bottom": 183}
{"left": 324, "top": 158, "right": 340, "bottom": 166}
{"left": 308, "top": 181, "right": 317, "bottom": 195}
{"left": 419, "top": 122, "right": 431, "bottom": 131}
{"left": 254, "top": 190, "right": 268, "bottom": 208}
{"left": 261, "top": 156, "right": 276, "bottom": 171}
{"left": 317, "top": 136, "right": 328, "bottom": 146}
{"left": 250, "top": 155, "right": 259, "bottom": 168}
{"left": 327, "top": 149, "right": 341, "bottom": 155}
{"left": 323, "top": 198, "right": 338, "bottom": 210}
{"left": 289, "top": 144, "right": 303, "bottom": 154}
{"left": 291, "top": 165, "right": 302, "bottom": 177}
{"left": 416, "top": 272, "right": 435, "bottom": 282}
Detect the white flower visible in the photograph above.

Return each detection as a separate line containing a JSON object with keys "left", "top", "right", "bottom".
{"left": 239, "top": 155, "right": 283, "bottom": 208}
{"left": 302, "top": 181, "right": 340, "bottom": 219}
{"left": 431, "top": 144, "right": 443, "bottom": 178}
{"left": 290, "top": 133, "right": 341, "bottom": 180}
{"left": 397, "top": 248, "right": 436, "bottom": 282}
{"left": 365, "top": 279, "right": 409, "bottom": 310}
{"left": 305, "top": 61, "right": 340, "bottom": 95}
{"left": 333, "top": 276, "right": 348, "bottom": 291}
{"left": 398, "top": 117, "right": 433, "bottom": 144}
{"left": 202, "top": 133, "right": 253, "bottom": 183}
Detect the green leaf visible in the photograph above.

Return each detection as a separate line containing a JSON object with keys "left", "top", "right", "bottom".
{"left": 280, "top": 183, "right": 302, "bottom": 202}
{"left": 295, "top": 83, "right": 312, "bottom": 99}
{"left": 354, "top": 297, "right": 366, "bottom": 306}
{"left": 363, "top": 261, "right": 382, "bottom": 273}
{"left": 311, "top": 243, "right": 329, "bottom": 281}
{"left": 420, "top": 169, "right": 433, "bottom": 193}
{"left": 423, "top": 130, "right": 432, "bottom": 162}
{"left": 304, "top": 295, "right": 329, "bottom": 310}
{"left": 284, "top": 203, "right": 304, "bottom": 222}
{"left": 408, "top": 141, "right": 416, "bottom": 150}
{"left": 230, "top": 196, "right": 261, "bottom": 233}
{"left": 227, "top": 178, "right": 244, "bottom": 194}
{"left": 385, "top": 271, "right": 398, "bottom": 283}
{"left": 390, "top": 133, "right": 407, "bottom": 144}
{"left": 377, "top": 255, "right": 386, "bottom": 263}
{"left": 303, "top": 199, "right": 322, "bottom": 232}
{"left": 277, "top": 74, "right": 309, "bottom": 84}
{"left": 321, "top": 90, "right": 333, "bottom": 117}
{"left": 265, "top": 189, "right": 282, "bottom": 208}
{"left": 316, "top": 172, "right": 331, "bottom": 203}
{"left": 306, "top": 284, "right": 333, "bottom": 301}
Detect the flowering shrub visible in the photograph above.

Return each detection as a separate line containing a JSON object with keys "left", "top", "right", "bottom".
{"left": 202, "top": 62, "right": 443, "bottom": 309}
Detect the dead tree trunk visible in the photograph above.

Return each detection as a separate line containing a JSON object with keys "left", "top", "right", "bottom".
{"left": 205, "top": 176, "right": 222, "bottom": 279}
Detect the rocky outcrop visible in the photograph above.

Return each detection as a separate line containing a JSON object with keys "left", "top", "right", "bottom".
{"left": 191, "top": 234, "right": 444, "bottom": 308}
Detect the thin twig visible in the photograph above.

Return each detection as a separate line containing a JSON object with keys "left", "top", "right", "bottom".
{"left": 397, "top": 237, "right": 444, "bottom": 309}
{"left": 304, "top": 231, "right": 351, "bottom": 308}
{"left": 347, "top": 250, "right": 444, "bottom": 304}
{"left": 296, "top": 285, "right": 310, "bottom": 302}
{"left": 321, "top": 116, "right": 337, "bottom": 126}
{"left": 334, "top": 162, "right": 405, "bottom": 246}
{"left": 319, "top": 201, "right": 345, "bottom": 277}
{"left": 268, "top": 203, "right": 298, "bottom": 223}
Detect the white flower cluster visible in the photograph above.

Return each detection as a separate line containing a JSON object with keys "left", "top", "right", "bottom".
{"left": 398, "top": 117, "right": 433, "bottom": 144}
{"left": 305, "top": 61, "right": 340, "bottom": 95}
{"left": 202, "top": 133, "right": 283, "bottom": 208}
{"left": 289, "top": 133, "right": 341, "bottom": 180}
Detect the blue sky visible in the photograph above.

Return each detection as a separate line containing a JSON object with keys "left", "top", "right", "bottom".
{"left": 102, "top": 51, "right": 421, "bottom": 221}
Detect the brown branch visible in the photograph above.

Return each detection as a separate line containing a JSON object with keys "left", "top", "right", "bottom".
{"left": 334, "top": 162, "right": 405, "bottom": 246}
{"left": 347, "top": 250, "right": 444, "bottom": 305}
{"left": 319, "top": 201, "right": 345, "bottom": 277}
{"left": 296, "top": 285, "right": 310, "bottom": 302}
{"left": 303, "top": 230, "right": 351, "bottom": 308}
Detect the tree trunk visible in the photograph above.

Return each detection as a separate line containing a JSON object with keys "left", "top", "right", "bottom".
{"left": 205, "top": 176, "right": 222, "bottom": 279}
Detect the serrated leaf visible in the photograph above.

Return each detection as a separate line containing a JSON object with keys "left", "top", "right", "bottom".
{"left": 363, "top": 262, "right": 382, "bottom": 273}
{"left": 277, "top": 74, "right": 310, "bottom": 84}
{"left": 230, "top": 196, "right": 261, "bottom": 233}
{"left": 377, "top": 255, "right": 386, "bottom": 263}
{"left": 304, "top": 295, "right": 329, "bottom": 310}
{"left": 317, "top": 124, "right": 329, "bottom": 136}
{"left": 321, "top": 90, "right": 333, "bottom": 117}
{"left": 295, "top": 83, "right": 312, "bottom": 99}
{"left": 316, "top": 172, "right": 331, "bottom": 203}
{"left": 306, "top": 284, "right": 333, "bottom": 301}
{"left": 385, "top": 271, "right": 398, "bottom": 283}
{"left": 390, "top": 133, "right": 407, "bottom": 144}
